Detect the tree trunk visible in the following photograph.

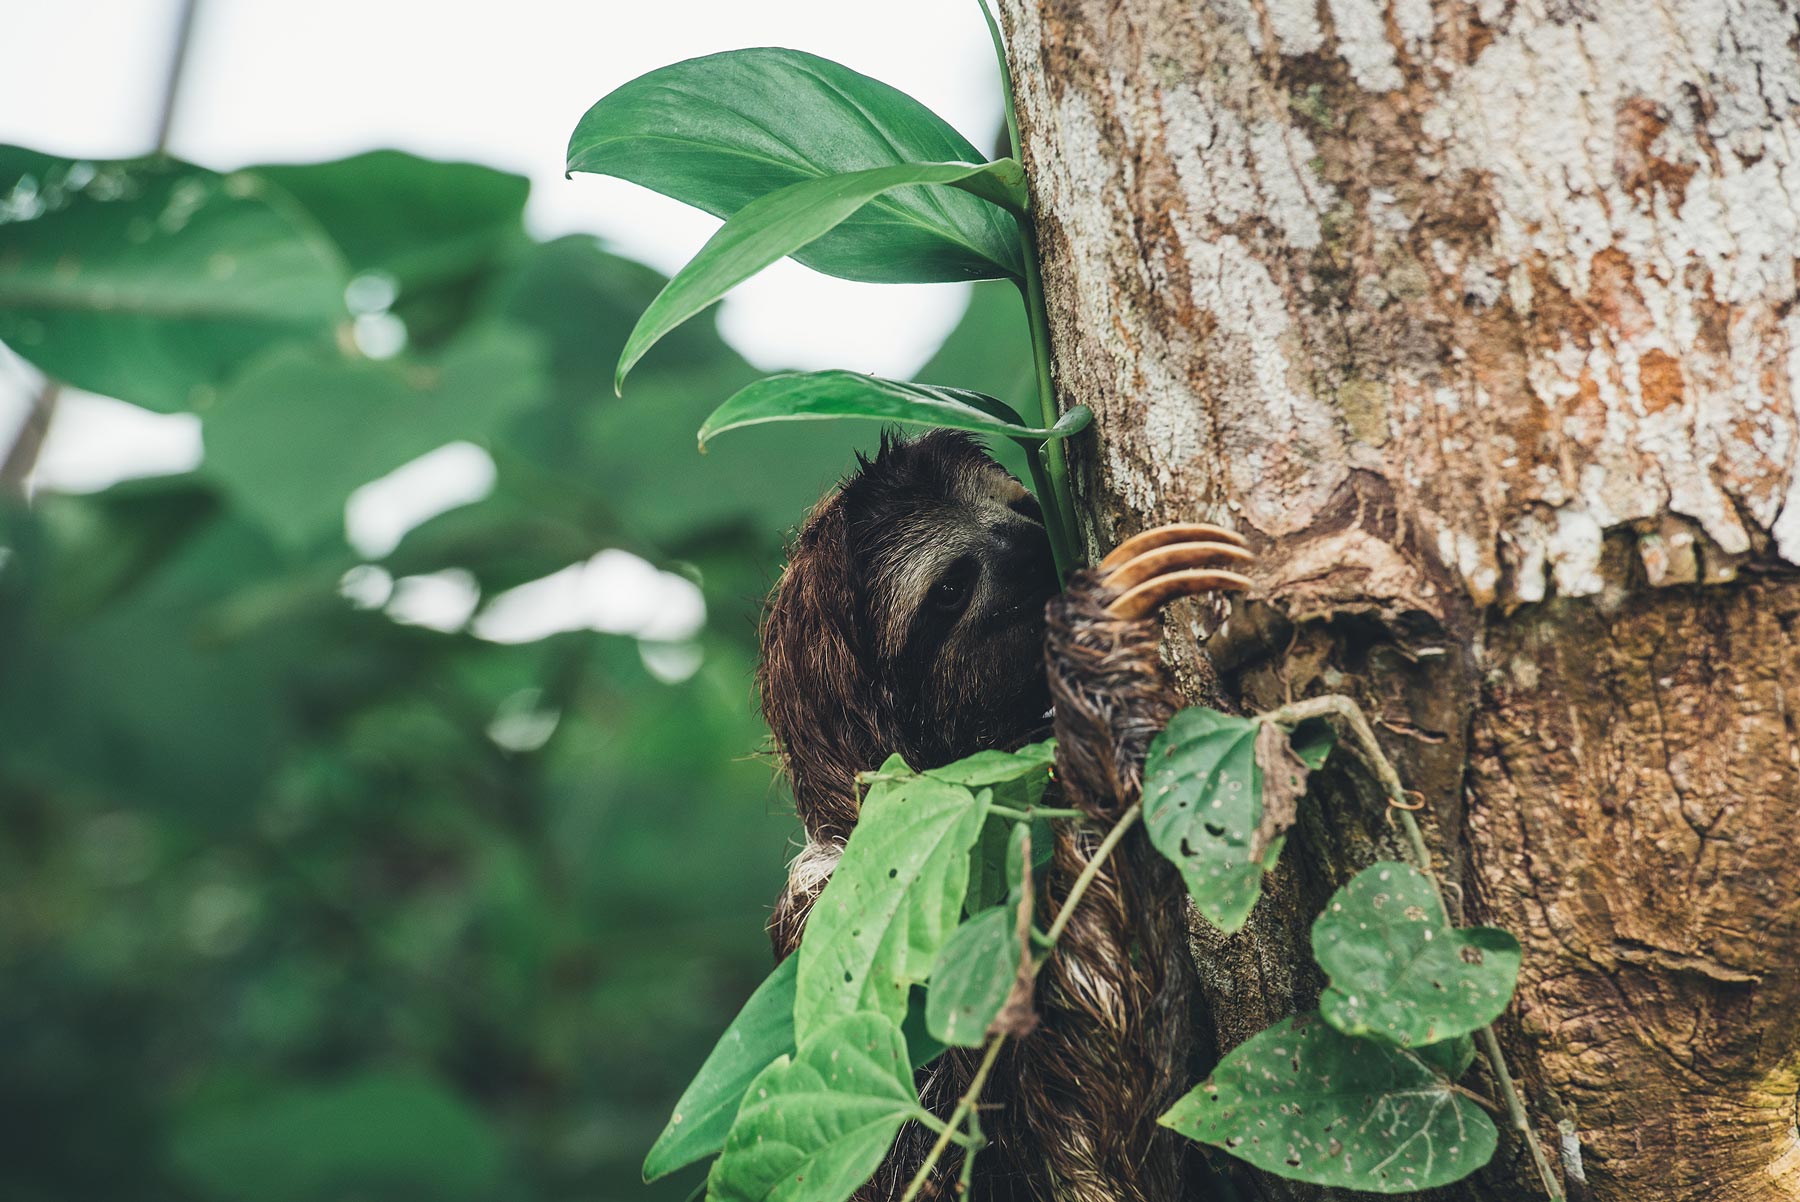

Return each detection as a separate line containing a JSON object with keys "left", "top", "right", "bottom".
{"left": 999, "top": 1, "right": 1800, "bottom": 1199}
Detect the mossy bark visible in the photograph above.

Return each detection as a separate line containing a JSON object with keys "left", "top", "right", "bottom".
{"left": 999, "top": 0, "right": 1800, "bottom": 1197}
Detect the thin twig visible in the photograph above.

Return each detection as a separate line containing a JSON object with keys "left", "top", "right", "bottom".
{"left": 898, "top": 1034, "right": 1008, "bottom": 1202}
{"left": 1262, "top": 693, "right": 1565, "bottom": 1200}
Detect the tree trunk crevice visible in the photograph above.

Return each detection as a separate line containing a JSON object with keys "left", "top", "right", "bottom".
{"left": 1001, "top": 0, "right": 1800, "bottom": 1197}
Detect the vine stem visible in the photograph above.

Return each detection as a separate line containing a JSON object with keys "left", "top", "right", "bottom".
{"left": 899, "top": 785, "right": 1144, "bottom": 1201}
{"left": 1262, "top": 693, "right": 1566, "bottom": 1201}
{"left": 897, "top": 1033, "right": 1008, "bottom": 1202}
{"left": 1041, "top": 800, "right": 1140, "bottom": 947}
{"left": 988, "top": 803, "right": 1085, "bottom": 822}
{"left": 980, "top": 0, "right": 1083, "bottom": 572}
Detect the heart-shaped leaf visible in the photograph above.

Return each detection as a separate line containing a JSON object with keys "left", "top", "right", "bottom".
{"left": 795, "top": 767, "right": 990, "bottom": 1040}
{"left": 707, "top": 1012, "right": 922, "bottom": 1202}
{"left": 1141, "top": 708, "right": 1273, "bottom": 933}
{"left": 1313, "top": 862, "right": 1522, "bottom": 1047}
{"left": 698, "top": 371, "right": 1089, "bottom": 451}
{"left": 617, "top": 160, "right": 1025, "bottom": 390}
{"left": 1160, "top": 1012, "right": 1498, "bottom": 1192}
{"left": 567, "top": 48, "right": 1021, "bottom": 284}
{"left": 924, "top": 904, "right": 1021, "bottom": 1047}
{"left": 0, "top": 148, "right": 349, "bottom": 412}
{"left": 643, "top": 955, "right": 798, "bottom": 1182}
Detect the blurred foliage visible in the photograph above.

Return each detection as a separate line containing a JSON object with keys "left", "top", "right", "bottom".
{"left": 0, "top": 146, "right": 1032, "bottom": 1201}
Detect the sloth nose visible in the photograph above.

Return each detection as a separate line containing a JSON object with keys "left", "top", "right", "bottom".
{"left": 991, "top": 520, "right": 1059, "bottom": 597}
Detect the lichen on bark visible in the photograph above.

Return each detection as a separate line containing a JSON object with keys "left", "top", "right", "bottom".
{"left": 999, "top": 0, "right": 1800, "bottom": 1197}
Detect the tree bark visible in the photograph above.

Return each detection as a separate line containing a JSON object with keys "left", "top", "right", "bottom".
{"left": 999, "top": 1, "right": 1800, "bottom": 1199}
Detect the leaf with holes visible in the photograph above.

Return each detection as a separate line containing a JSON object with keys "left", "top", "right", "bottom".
{"left": 642, "top": 955, "right": 797, "bottom": 1181}
{"left": 924, "top": 904, "right": 1018, "bottom": 1047}
{"left": 1313, "top": 862, "right": 1522, "bottom": 1048}
{"left": 795, "top": 766, "right": 990, "bottom": 1040}
{"left": 707, "top": 1012, "right": 924, "bottom": 1202}
{"left": 615, "top": 160, "right": 1025, "bottom": 390}
{"left": 950, "top": 743, "right": 1053, "bottom": 912}
{"left": 1141, "top": 708, "right": 1275, "bottom": 934}
{"left": 566, "top": 48, "right": 1021, "bottom": 284}
{"left": 1160, "top": 1012, "right": 1497, "bottom": 1192}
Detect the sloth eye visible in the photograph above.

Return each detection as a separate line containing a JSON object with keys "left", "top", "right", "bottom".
{"left": 1008, "top": 493, "right": 1044, "bottom": 524}
{"left": 929, "top": 558, "right": 978, "bottom": 616}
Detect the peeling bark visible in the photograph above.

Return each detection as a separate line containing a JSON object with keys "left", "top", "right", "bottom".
{"left": 999, "top": 0, "right": 1800, "bottom": 1197}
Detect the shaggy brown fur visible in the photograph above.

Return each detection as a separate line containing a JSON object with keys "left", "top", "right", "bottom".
{"left": 759, "top": 432, "right": 1199, "bottom": 1202}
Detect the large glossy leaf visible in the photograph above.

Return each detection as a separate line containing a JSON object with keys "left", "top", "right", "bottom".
{"left": 203, "top": 324, "right": 547, "bottom": 551}
{"left": 795, "top": 764, "right": 990, "bottom": 1040}
{"left": 252, "top": 150, "right": 529, "bottom": 290}
{"left": 0, "top": 148, "right": 349, "bottom": 412}
{"left": 644, "top": 955, "right": 798, "bottom": 1182}
{"left": 1314, "top": 863, "right": 1521, "bottom": 1048}
{"left": 698, "top": 370, "right": 1089, "bottom": 451}
{"left": 1160, "top": 1013, "right": 1497, "bottom": 1192}
{"left": 567, "top": 48, "right": 1020, "bottom": 284}
{"left": 707, "top": 1012, "right": 921, "bottom": 1202}
{"left": 617, "top": 160, "right": 1024, "bottom": 389}
{"left": 1141, "top": 708, "right": 1272, "bottom": 934}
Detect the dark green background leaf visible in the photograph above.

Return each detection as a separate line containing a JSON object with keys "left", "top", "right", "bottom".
{"left": 0, "top": 148, "right": 350, "bottom": 411}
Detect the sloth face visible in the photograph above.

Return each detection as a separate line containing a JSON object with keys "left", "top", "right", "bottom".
{"left": 758, "top": 429, "right": 1059, "bottom": 844}
{"left": 838, "top": 430, "right": 1060, "bottom": 770}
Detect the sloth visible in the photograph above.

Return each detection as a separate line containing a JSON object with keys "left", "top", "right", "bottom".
{"left": 757, "top": 429, "right": 1252, "bottom": 1202}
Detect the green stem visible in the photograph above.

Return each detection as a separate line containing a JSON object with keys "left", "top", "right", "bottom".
{"left": 1260, "top": 693, "right": 1565, "bottom": 1200}
{"left": 898, "top": 1033, "right": 1008, "bottom": 1202}
{"left": 1020, "top": 252, "right": 1081, "bottom": 569}
{"left": 1041, "top": 802, "right": 1141, "bottom": 947}
{"left": 982, "top": 0, "right": 1083, "bottom": 572}
{"left": 988, "top": 803, "right": 1086, "bottom": 822}
{"left": 1020, "top": 437, "right": 1075, "bottom": 579}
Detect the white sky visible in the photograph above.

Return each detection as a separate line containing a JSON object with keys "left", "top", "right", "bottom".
{"left": 0, "top": 0, "right": 1004, "bottom": 486}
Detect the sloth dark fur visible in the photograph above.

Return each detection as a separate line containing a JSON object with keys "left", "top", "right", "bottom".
{"left": 759, "top": 430, "right": 1194, "bottom": 1202}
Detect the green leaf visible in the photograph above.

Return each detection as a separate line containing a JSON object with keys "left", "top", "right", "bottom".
{"left": 202, "top": 324, "right": 547, "bottom": 551}
{"left": 1413, "top": 1033, "right": 1477, "bottom": 1081}
{"left": 644, "top": 955, "right": 799, "bottom": 1182}
{"left": 698, "top": 370, "right": 1090, "bottom": 451}
{"left": 707, "top": 1012, "right": 921, "bottom": 1202}
{"left": 0, "top": 148, "right": 350, "bottom": 412}
{"left": 566, "top": 48, "right": 1021, "bottom": 284}
{"left": 1313, "top": 862, "right": 1522, "bottom": 1047}
{"left": 617, "top": 160, "right": 1025, "bottom": 390}
{"left": 251, "top": 150, "right": 529, "bottom": 291}
{"left": 1287, "top": 718, "right": 1335, "bottom": 770}
{"left": 1160, "top": 1013, "right": 1498, "bottom": 1192}
{"left": 795, "top": 773, "right": 990, "bottom": 1040}
{"left": 1141, "top": 708, "right": 1272, "bottom": 934}
{"left": 925, "top": 905, "right": 1021, "bottom": 1047}
{"left": 923, "top": 741, "right": 1056, "bottom": 792}
{"left": 170, "top": 1072, "right": 505, "bottom": 1202}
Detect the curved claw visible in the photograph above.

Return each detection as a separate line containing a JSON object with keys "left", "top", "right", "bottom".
{"left": 1098, "top": 523, "right": 1254, "bottom": 620}
{"left": 1096, "top": 522, "right": 1247, "bottom": 574}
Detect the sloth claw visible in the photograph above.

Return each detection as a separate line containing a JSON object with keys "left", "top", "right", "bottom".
{"left": 1096, "top": 522, "right": 1248, "bottom": 574}
{"left": 1100, "top": 524, "right": 1254, "bottom": 620}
